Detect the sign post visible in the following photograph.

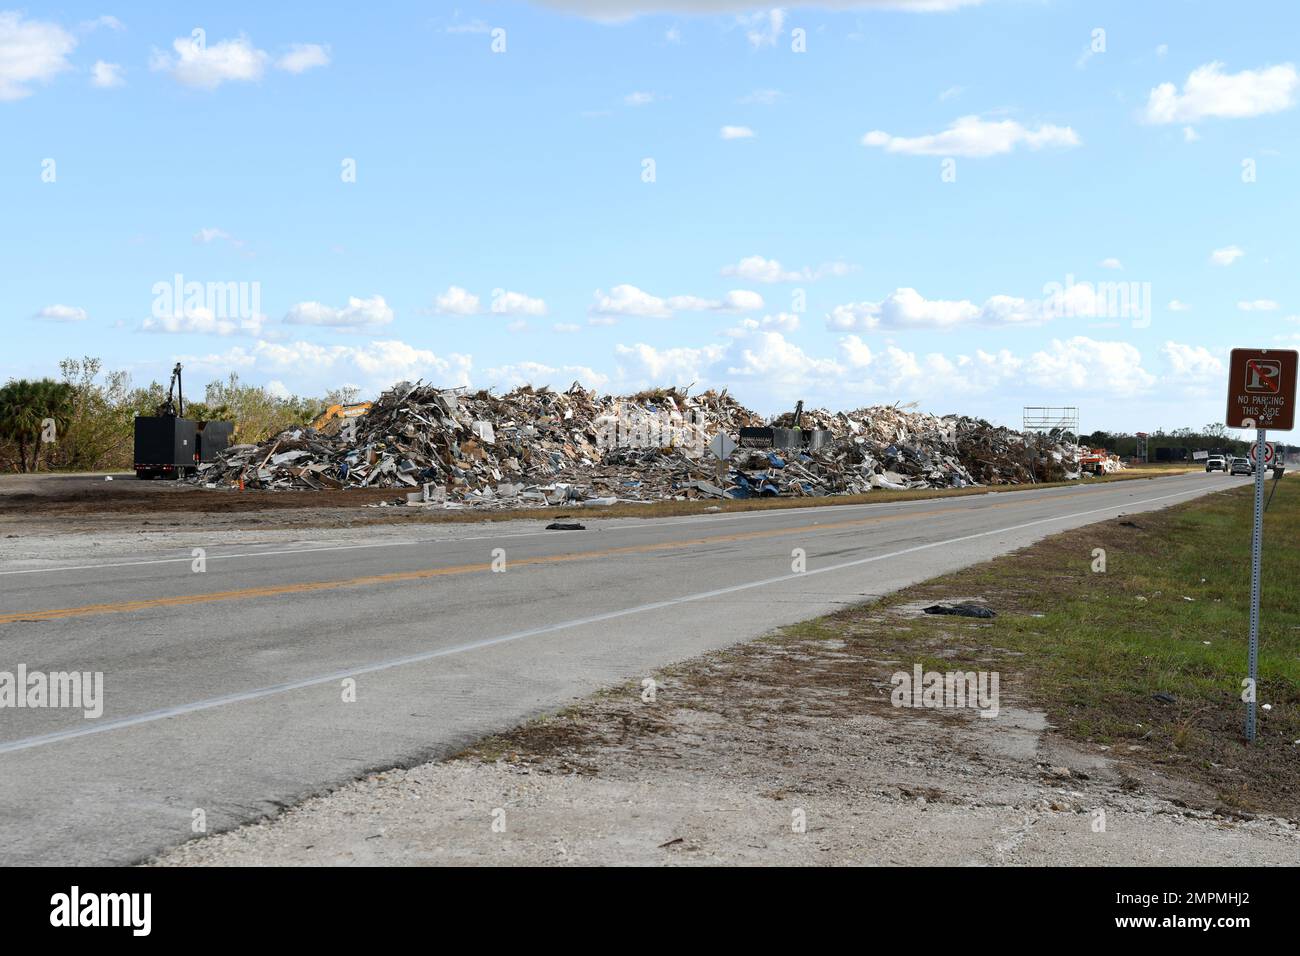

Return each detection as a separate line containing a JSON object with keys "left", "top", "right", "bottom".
{"left": 709, "top": 432, "right": 736, "bottom": 491}
{"left": 1245, "top": 425, "right": 1265, "bottom": 742}
{"left": 1225, "top": 349, "right": 1298, "bottom": 742}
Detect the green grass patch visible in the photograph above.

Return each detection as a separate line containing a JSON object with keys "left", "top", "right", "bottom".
{"left": 827, "top": 477, "right": 1300, "bottom": 816}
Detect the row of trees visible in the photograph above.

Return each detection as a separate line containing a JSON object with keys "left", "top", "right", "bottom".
{"left": 1078, "top": 426, "right": 1256, "bottom": 459}
{"left": 0, "top": 357, "right": 331, "bottom": 473}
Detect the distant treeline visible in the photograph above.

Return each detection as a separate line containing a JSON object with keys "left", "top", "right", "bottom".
{"left": 0, "top": 357, "right": 351, "bottom": 473}
{"left": 1079, "top": 428, "right": 1291, "bottom": 460}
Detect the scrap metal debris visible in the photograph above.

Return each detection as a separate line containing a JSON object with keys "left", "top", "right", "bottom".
{"left": 191, "top": 382, "right": 1109, "bottom": 508}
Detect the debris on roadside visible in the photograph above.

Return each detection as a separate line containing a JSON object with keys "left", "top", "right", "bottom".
{"left": 922, "top": 603, "right": 998, "bottom": 619}
{"left": 189, "top": 381, "right": 1106, "bottom": 508}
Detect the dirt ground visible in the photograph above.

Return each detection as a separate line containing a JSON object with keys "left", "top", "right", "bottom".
{"left": 0, "top": 466, "right": 1197, "bottom": 536}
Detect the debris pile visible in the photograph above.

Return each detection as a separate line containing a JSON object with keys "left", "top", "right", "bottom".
{"left": 193, "top": 384, "right": 1104, "bottom": 506}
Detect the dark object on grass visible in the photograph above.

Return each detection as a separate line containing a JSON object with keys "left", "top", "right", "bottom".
{"left": 545, "top": 522, "right": 586, "bottom": 530}
{"left": 923, "top": 603, "right": 996, "bottom": 619}
{"left": 1118, "top": 519, "right": 1142, "bottom": 529}
{"left": 1152, "top": 692, "right": 1176, "bottom": 704}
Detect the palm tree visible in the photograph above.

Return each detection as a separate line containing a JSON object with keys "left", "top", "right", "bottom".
{"left": 0, "top": 378, "right": 74, "bottom": 472}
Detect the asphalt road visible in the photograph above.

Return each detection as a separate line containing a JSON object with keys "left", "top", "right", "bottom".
{"left": 0, "top": 472, "right": 1231, "bottom": 865}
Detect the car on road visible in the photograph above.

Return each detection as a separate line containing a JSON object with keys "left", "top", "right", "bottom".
{"left": 1205, "top": 456, "right": 1226, "bottom": 472}
{"left": 1229, "top": 457, "right": 1254, "bottom": 476}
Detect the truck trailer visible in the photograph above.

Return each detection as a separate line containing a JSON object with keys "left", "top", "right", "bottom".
{"left": 132, "top": 363, "right": 234, "bottom": 479}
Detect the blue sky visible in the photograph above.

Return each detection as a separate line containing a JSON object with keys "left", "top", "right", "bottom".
{"left": 3, "top": 0, "right": 1298, "bottom": 433}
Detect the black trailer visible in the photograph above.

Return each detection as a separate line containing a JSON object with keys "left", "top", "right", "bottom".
{"left": 133, "top": 416, "right": 233, "bottom": 479}
{"left": 196, "top": 420, "right": 233, "bottom": 462}
{"left": 738, "top": 426, "right": 833, "bottom": 451}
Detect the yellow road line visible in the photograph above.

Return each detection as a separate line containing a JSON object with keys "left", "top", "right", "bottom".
{"left": 0, "top": 480, "right": 1165, "bottom": 625}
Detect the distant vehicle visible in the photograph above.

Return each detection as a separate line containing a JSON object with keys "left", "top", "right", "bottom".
{"left": 1229, "top": 457, "right": 1253, "bottom": 476}
{"left": 1205, "top": 456, "right": 1226, "bottom": 472}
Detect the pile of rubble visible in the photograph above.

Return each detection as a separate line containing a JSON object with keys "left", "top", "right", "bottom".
{"left": 750, "top": 404, "right": 1088, "bottom": 495}
{"left": 193, "top": 384, "right": 1102, "bottom": 506}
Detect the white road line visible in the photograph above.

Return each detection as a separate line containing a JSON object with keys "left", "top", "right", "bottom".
{"left": 0, "top": 474, "right": 1204, "bottom": 578}
{"left": 0, "top": 481, "right": 1215, "bottom": 756}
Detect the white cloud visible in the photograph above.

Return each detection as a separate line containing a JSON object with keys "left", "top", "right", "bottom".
{"left": 1168, "top": 299, "right": 1191, "bottom": 312}
{"left": 1209, "top": 245, "right": 1244, "bottom": 266}
{"left": 1162, "top": 341, "right": 1224, "bottom": 380}
{"left": 34, "top": 304, "right": 87, "bottom": 322}
{"left": 1237, "top": 299, "right": 1279, "bottom": 311}
{"left": 721, "top": 255, "right": 856, "bottom": 283}
{"left": 0, "top": 12, "right": 76, "bottom": 101}
{"left": 591, "top": 284, "right": 761, "bottom": 319}
{"left": 284, "top": 295, "right": 394, "bottom": 330}
{"left": 553, "top": 323, "right": 581, "bottom": 333}
{"left": 828, "top": 281, "right": 1157, "bottom": 332}
{"left": 617, "top": 320, "right": 1150, "bottom": 408}
{"left": 80, "top": 16, "right": 123, "bottom": 33}
{"left": 490, "top": 289, "right": 548, "bottom": 316}
{"left": 192, "top": 226, "right": 248, "bottom": 251}
{"left": 727, "top": 313, "right": 801, "bottom": 335}
{"left": 667, "top": 290, "right": 764, "bottom": 313}
{"left": 1156, "top": 44, "right": 1168, "bottom": 58}
{"left": 1098, "top": 257, "right": 1123, "bottom": 270}
{"left": 592, "top": 285, "right": 672, "bottom": 319}
{"left": 151, "top": 34, "right": 269, "bottom": 89}
{"left": 719, "top": 289, "right": 764, "bottom": 312}
{"left": 228, "top": 339, "right": 472, "bottom": 391}
{"left": 588, "top": 315, "right": 618, "bottom": 327}
{"left": 624, "top": 90, "right": 656, "bottom": 106}
{"left": 276, "top": 43, "right": 330, "bottom": 74}
{"left": 534, "top": 1, "right": 984, "bottom": 18}
{"left": 1182, "top": 125, "right": 1200, "bottom": 142}
{"left": 738, "top": 9, "right": 785, "bottom": 48}
{"left": 1144, "top": 61, "right": 1298, "bottom": 124}
{"left": 720, "top": 124, "right": 755, "bottom": 139}
{"left": 90, "top": 60, "right": 124, "bottom": 88}
{"left": 1025, "top": 337, "right": 1154, "bottom": 396}
{"left": 614, "top": 341, "right": 727, "bottom": 386}
{"left": 740, "top": 88, "right": 783, "bottom": 105}
{"left": 862, "top": 115, "right": 1080, "bottom": 157}
{"left": 827, "top": 287, "right": 1040, "bottom": 331}
{"left": 434, "top": 285, "right": 482, "bottom": 315}
{"left": 483, "top": 360, "right": 608, "bottom": 390}
{"left": 142, "top": 308, "right": 266, "bottom": 337}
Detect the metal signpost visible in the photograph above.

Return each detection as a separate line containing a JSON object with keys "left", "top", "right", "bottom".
{"left": 709, "top": 432, "right": 736, "bottom": 491}
{"left": 1224, "top": 349, "right": 1298, "bottom": 741}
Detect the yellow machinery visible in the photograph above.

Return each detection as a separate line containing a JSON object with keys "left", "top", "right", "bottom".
{"left": 311, "top": 401, "right": 372, "bottom": 431}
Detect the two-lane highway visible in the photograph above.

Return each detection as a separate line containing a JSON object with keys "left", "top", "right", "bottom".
{"left": 0, "top": 472, "right": 1227, "bottom": 864}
